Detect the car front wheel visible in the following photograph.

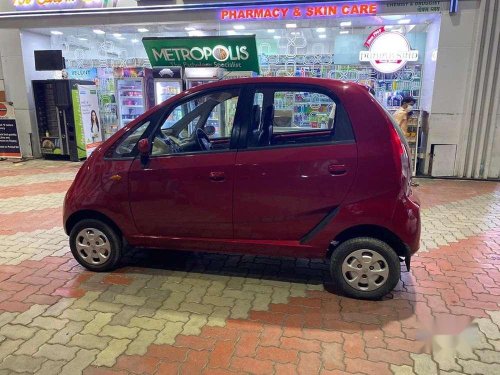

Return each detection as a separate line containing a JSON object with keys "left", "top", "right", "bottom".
{"left": 69, "top": 219, "right": 122, "bottom": 272}
{"left": 330, "top": 237, "right": 401, "bottom": 300}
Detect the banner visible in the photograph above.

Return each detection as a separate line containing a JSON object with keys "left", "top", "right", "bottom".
{"left": 0, "top": 102, "right": 21, "bottom": 158}
{"left": 67, "top": 68, "right": 98, "bottom": 82}
{"left": 143, "top": 36, "right": 260, "bottom": 73}
{"left": 73, "top": 85, "right": 103, "bottom": 158}
{"left": 12, "top": 0, "right": 126, "bottom": 11}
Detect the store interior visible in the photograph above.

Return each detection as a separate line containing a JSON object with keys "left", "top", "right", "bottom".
{"left": 21, "top": 12, "right": 440, "bottom": 173}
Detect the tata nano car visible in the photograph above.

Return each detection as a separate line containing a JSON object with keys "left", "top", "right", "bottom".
{"left": 63, "top": 77, "right": 420, "bottom": 300}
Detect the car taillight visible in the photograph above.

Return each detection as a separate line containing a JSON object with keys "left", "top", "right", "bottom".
{"left": 390, "top": 126, "right": 411, "bottom": 196}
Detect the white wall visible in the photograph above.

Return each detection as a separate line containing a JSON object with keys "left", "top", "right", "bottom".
{"left": 0, "top": 30, "right": 53, "bottom": 157}
{"left": 424, "top": 2, "right": 480, "bottom": 175}
{"left": 0, "top": 29, "right": 33, "bottom": 157}
{"left": 420, "top": 16, "right": 440, "bottom": 112}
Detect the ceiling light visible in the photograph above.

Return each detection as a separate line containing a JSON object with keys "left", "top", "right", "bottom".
{"left": 316, "top": 27, "right": 326, "bottom": 33}
{"left": 131, "top": 39, "right": 139, "bottom": 43}
{"left": 93, "top": 29, "right": 105, "bottom": 35}
{"left": 185, "top": 27, "right": 196, "bottom": 31}
{"left": 188, "top": 30, "right": 204, "bottom": 37}
{"left": 137, "top": 28, "right": 149, "bottom": 33}
{"left": 273, "top": 35, "right": 281, "bottom": 39}
{"left": 267, "top": 29, "right": 275, "bottom": 33}
{"left": 340, "top": 21, "right": 352, "bottom": 27}
{"left": 113, "top": 33, "right": 122, "bottom": 38}
{"left": 51, "top": 30, "right": 63, "bottom": 35}
{"left": 233, "top": 25, "right": 245, "bottom": 30}
{"left": 339, "top": 30, "right": 349, "bottom": 34}
{"left": 286, "top": 23, "right": 297, "bottom": 28}
{"left": 290, "top": 32, "right": 299, "bottom": 35}
{"left": 398, "top": 19, "right": 411, "bottom": 24}
{"left": 384, "top": 25, "right": 394, "bottom": 29}
{"left": 78, "top": 37, "right": 88, "bottom": 41}
{"left": 227, "top": 30, "right": 237, "bottom": 35}
{"left": 319, "top": 34, "right": 327, "bottom": 39}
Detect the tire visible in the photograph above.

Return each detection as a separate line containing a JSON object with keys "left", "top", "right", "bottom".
{"left": 330, "top": 237, "right": 401, "bottom": 300}
{"left": 69, "top": 219, "right": 122, "bottom": 272}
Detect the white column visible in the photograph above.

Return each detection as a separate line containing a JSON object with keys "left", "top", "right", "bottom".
{"left": 0, "top": 29, "right": 38, "bottom": 157}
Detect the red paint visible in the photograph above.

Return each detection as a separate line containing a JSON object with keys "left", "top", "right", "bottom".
{"left": 64, "top": 77, "right": 420, "bottom": 262}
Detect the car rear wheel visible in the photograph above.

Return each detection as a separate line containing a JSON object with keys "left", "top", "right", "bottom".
{"left": 69, "top": 219, "right": 122, "bottom": 272}
{"left": 330, "top": 237, "right": 400, "bottom": 300}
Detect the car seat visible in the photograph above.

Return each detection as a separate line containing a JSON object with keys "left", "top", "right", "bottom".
{"left": 258, "top": 105, "right": 274, "bottom": 146}
{"left": 249, "top": 104, "right": 262, "bottom": 147}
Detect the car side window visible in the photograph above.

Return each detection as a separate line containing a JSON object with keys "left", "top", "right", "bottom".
{"left": 152, "top": 89, "right": 240, "bottom": 156}
{"left": 107, "top": 120, "right": 151, "bottom": 158}
{"left": 248, "top": 88, "right": 353, "bottom": 148}
{"left": 274, "top": 91, "right": 336, "bottom": 132}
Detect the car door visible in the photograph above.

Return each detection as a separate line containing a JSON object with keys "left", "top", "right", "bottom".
{"left": 127, "top": 87, "right": 243, "bottom": 240}
{"left": 234, "top": 84, "right": 358, "bottom": 241}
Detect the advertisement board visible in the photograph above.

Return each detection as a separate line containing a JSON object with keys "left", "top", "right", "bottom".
{"left": 73, "top": 85, "right": 102, "bottom": 158}
{"left": 143, "top": 36, "right": 260, "bottom": 73}
{"left": 359, "top": 27, "right": 419, "bottom": 73}
{"left": 0, "top": 102, "right": 21, "bottom": 158}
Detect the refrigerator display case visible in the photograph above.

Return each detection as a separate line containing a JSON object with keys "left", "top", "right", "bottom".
{"left": 116, "top": 78, "right": 146, "bottom": 128}
{"left": 185, "top": 67, "right": 223, "bottom": 90}
{"left": 153, "top": 67, "right": 183, "bottom": 105}
{"left": 114, "top": 67, "right": 153, "bottom": 130}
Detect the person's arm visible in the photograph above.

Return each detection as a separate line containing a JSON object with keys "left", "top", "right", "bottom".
{"left": 400, "top": 115, "right": 409, "bottom": 137}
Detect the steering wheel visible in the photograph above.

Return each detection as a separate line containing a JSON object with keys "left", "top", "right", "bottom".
{"left": 195, "top": 128, "right": 212, "bottom": 151}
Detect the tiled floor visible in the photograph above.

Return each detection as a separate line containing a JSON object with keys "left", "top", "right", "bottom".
{"left": 0, "top": 159, "right": 499, "bottom": 375}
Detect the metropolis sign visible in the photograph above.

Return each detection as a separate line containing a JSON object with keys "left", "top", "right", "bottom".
{"left": 359, "top": 27, "right": 419, "bottom": 73}
{"left": 143, "top": 36, "right": 260, "bottom": 73}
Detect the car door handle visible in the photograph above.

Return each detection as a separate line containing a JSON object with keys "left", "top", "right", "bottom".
{"left": 209, "top": 171, "right": 226, "bottom": 182}
{"left": 328, "top": 164, "right": 347, "bottom": 176}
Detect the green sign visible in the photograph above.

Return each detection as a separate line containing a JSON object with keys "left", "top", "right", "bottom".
{"left": 142, "top": 36, "right": 260, "bottom": 73}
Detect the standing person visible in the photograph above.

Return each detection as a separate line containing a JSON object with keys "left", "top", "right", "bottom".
{"left": 393, "top": 97, "right": 415, "bottom": 136}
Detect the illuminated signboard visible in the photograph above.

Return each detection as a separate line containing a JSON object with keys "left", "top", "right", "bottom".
{"left": 12, "top": 0, "right": 115, "bottom": 11}
{"left": 359, "top": 27, "right": 419, "bottom": 74}
{"left": 143, "top": 36, "right": 260, "bottom": 72}
{"left": 219, "top": 2, "right": 378, "bottom": 20}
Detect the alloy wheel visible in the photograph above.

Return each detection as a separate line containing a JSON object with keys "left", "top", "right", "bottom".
{"left": 75, "top": 228, "right": 111, "bottom": 265}
{"left": 341, "top": 249, "right": 390, "bottom": 291}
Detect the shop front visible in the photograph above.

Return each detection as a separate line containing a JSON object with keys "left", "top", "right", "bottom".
{"left": 0, "top": 0, "right": 498, "bottom": 179}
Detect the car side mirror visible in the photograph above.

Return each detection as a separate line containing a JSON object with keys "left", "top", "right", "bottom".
{"left": 138, "top": 138, "right": 150, "bottom": 155}
{"left": 137, "top": 138, "right": 150, "bottom": 164}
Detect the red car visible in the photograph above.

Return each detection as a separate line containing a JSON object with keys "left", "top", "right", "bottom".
{"left": 63, "top": 77, "right": 420, "bottom": 300}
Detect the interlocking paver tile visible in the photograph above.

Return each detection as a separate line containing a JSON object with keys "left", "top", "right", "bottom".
{"left": 0, "top": 162, "right": 500, "bottom": 374}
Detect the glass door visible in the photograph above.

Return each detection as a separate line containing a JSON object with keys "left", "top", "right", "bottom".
{"left": 117, "top": 79, "right": 145, "bottom": 128}
{"left": 155, "top": 80, "right": 182, "bottom": 105}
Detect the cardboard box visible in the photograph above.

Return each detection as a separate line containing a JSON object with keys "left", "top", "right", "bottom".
{"left": 0, "top": 91, "right": 6, "bottom": 102}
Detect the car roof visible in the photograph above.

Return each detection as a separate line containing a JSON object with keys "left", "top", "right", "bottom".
{"left": 185, "top": 77, "right": 361, "bottom": 94}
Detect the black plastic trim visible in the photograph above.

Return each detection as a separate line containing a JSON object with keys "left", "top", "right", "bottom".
{"left": 300, "top": 206, "right": 340, "bottom": 244}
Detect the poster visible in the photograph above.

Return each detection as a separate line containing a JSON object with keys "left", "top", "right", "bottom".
{"left": 73, "top": 85, "right": 103, "bottom": 158}
{"left": 0, "top": 102, "right": 21, "bottom": 158}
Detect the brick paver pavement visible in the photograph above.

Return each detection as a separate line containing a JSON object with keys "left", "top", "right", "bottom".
{"left": 0, "top": 159, "right": 499, "bottom": 375}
